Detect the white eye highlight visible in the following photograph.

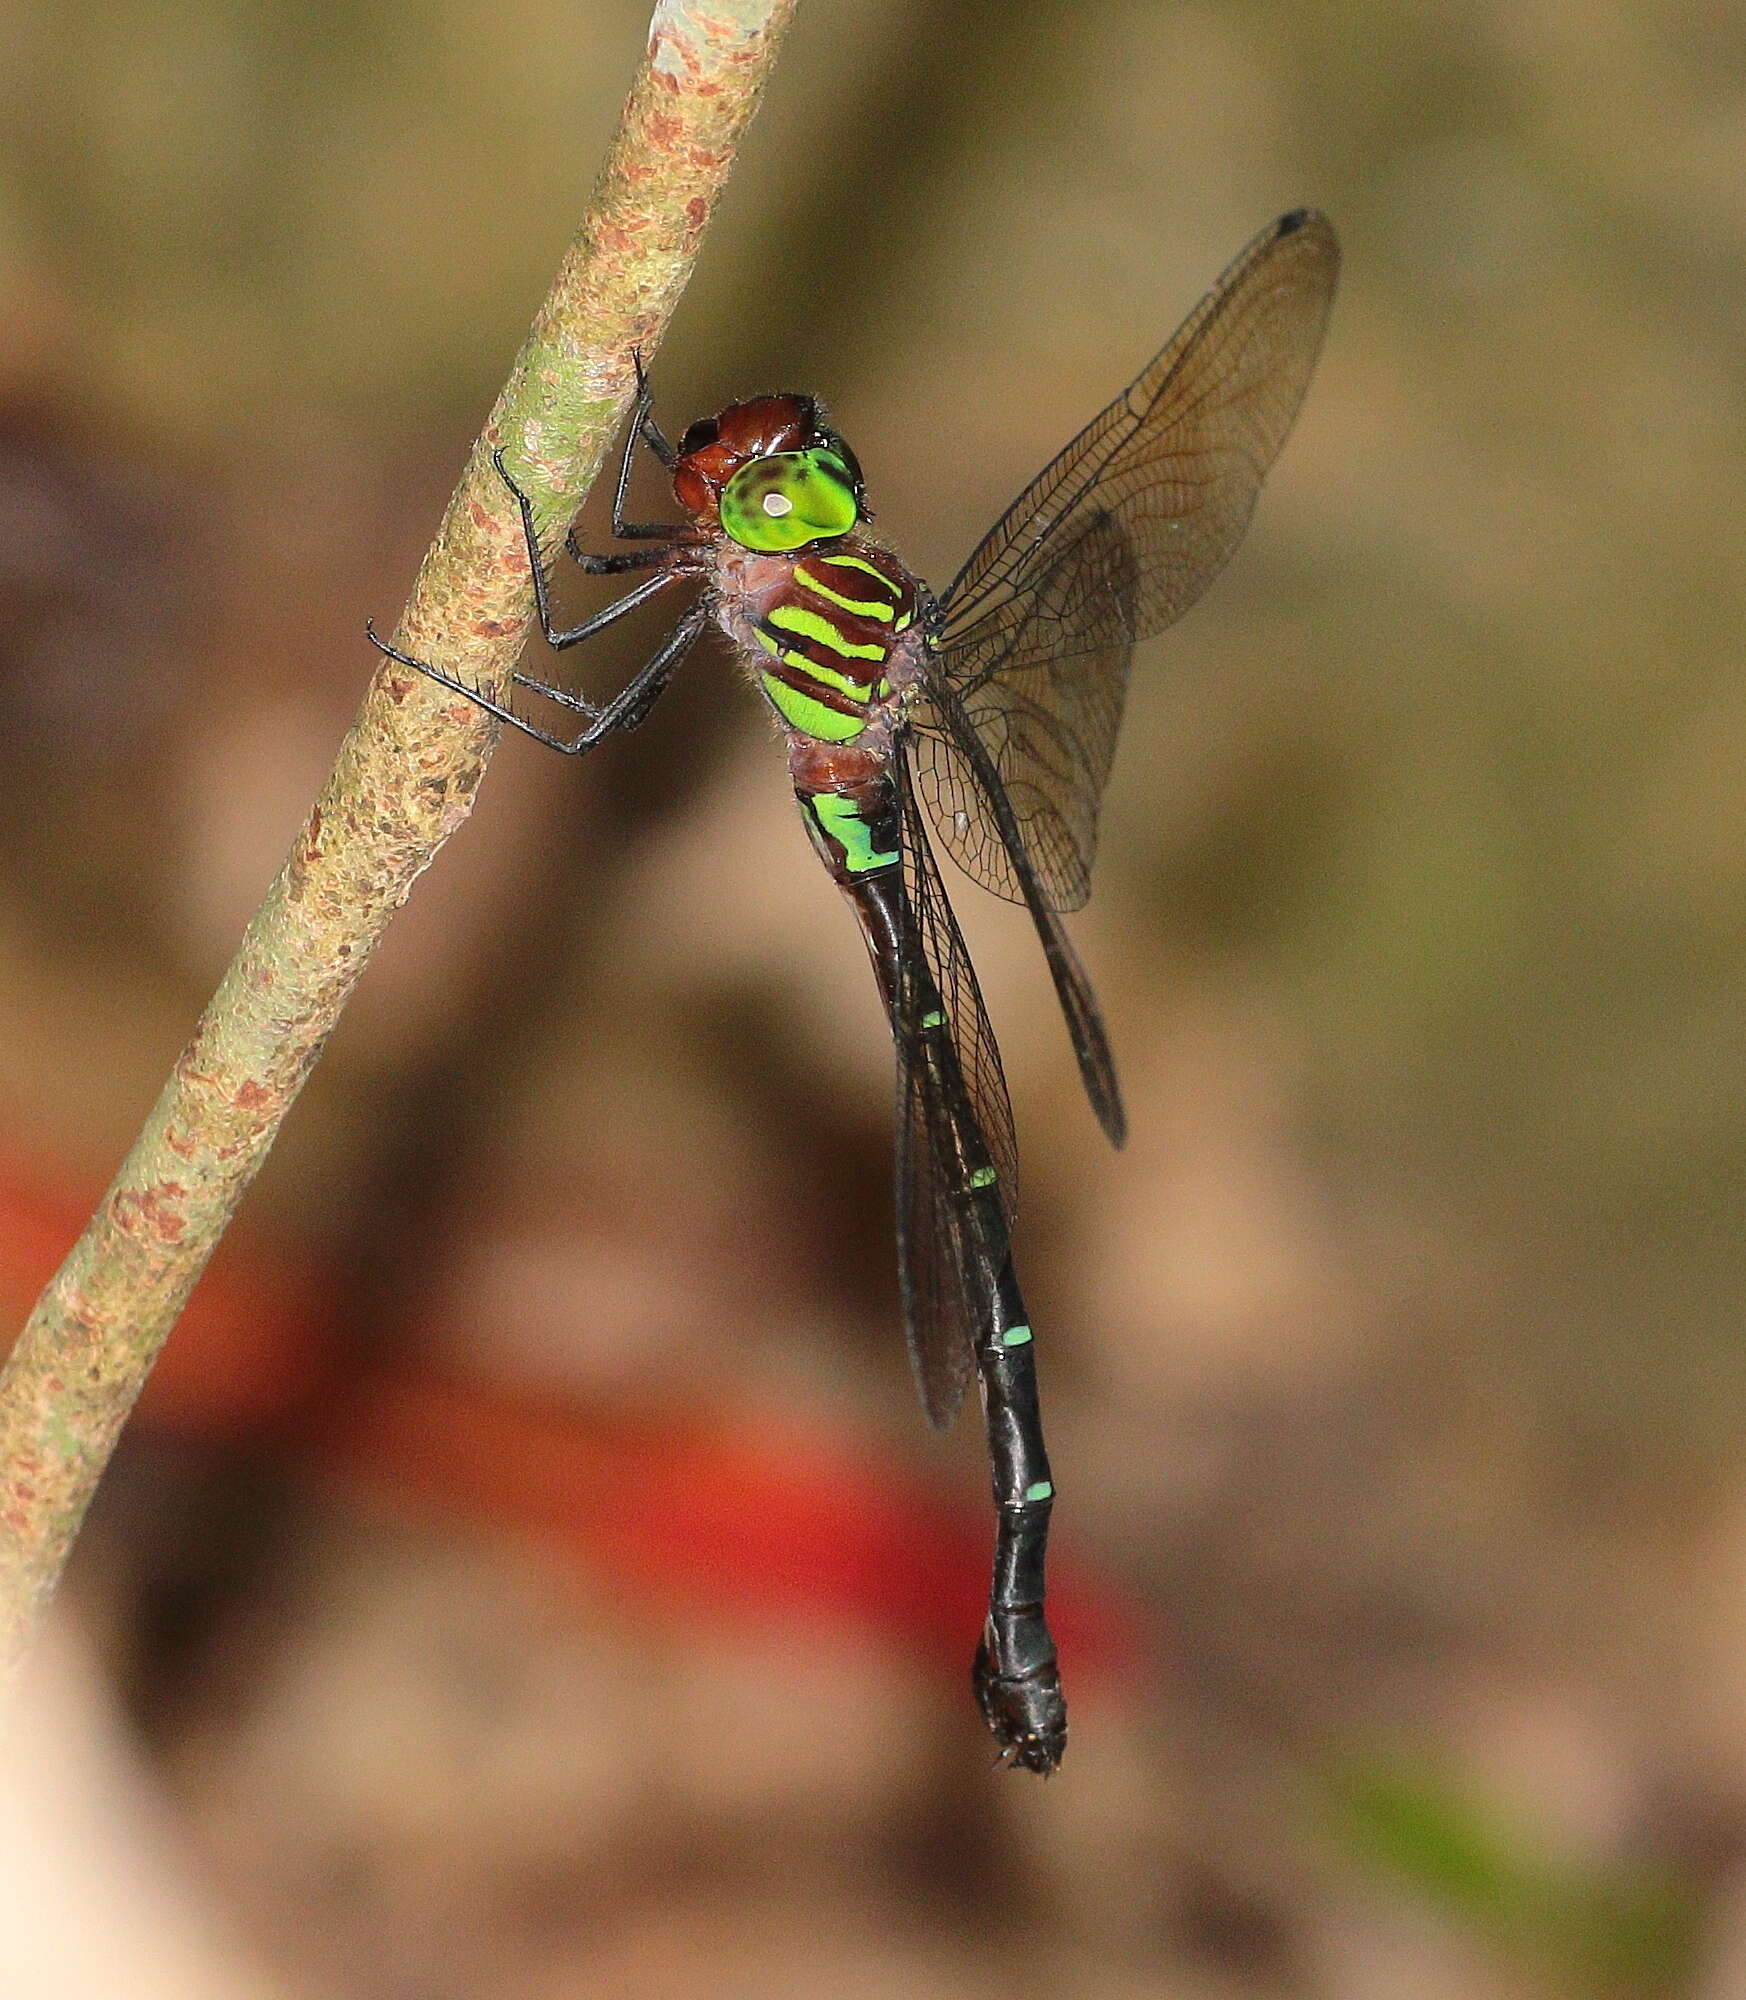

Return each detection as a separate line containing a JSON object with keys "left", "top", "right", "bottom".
{"left": 762, "top": 493, "right": 794, "bottom": 517}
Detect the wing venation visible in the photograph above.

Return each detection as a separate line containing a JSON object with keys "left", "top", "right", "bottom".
{"left": 916, "top": 209, "right": 1339, "bottom": 911}
{"left": 892, "top": 752, "right": 1018, "bottom": 1428}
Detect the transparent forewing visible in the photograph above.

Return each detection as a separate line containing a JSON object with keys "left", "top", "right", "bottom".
{"left": 893, "top": 752, "right": 1018, "bottom": 1430}
{"left": 918, "top": 209, "right": 1340, "bottom": 909}
{"left": 919, "top": 512, "right": 1137, "bottom": 909}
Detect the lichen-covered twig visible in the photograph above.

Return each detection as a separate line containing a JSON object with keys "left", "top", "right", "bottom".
{"left": 0, "top": 0, "right": 799, "bottom": 1676}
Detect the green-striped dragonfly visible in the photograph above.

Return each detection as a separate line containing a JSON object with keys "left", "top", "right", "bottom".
{"left": 372, "top": 209, "right": 1339, "bottom": 1772}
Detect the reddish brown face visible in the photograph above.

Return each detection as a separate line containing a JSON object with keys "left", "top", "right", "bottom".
{"left": 671, "top": 394, "right": 820, "bottom": 518}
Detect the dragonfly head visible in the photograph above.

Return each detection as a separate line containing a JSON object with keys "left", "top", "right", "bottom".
{"left": 673, "top": 393, "right": 866, "bottom": 553}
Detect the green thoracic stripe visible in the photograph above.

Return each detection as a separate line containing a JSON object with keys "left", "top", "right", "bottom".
{"left": 794, "top": 654, "right": 875, "bottom": 700}
{"left": 767, "top": 604, "right": 888, "bottom": 662}
{"left": 968, "top": 1165, "right": 998, "bottom": 1188}
{"left": 756, "top": 622, "right": 875, "bottom": 700}
{"left": 795, "top": 564, "right": 895, "bottom": 621}
{"left": 1024, "top": 1480, "right": 1054, "bottom": 1503}
{"left": 818, "top": 553, "right": 903, "bottom": 596}
{"left": 809, "top": 791, "right": 898, "bottom": 874}
{"left": 1001, "top": 1324, "right": 1033, "bottom": 1346}
{"left": 759, "top": 672, "right": 865, "bottom": 742}
{"left": 920, "top": 1008, "right": 945, "bottom": 1028}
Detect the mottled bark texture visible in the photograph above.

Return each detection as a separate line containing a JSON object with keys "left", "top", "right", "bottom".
{"left": 0, "top": 0, "right": 799, "bottom": 1676}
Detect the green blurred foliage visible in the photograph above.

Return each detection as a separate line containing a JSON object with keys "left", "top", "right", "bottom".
{"left": 1324, "top": 1751, "right": 1703, "bottom": 1996}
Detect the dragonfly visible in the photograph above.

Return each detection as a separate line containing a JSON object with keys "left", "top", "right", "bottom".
{"left": 370, "top": 208, "right": 1339, "bottom": 1773}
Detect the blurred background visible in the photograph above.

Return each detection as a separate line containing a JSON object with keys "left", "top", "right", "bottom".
{"left": 2, "top": 0, "right": 1744, "bottom": 1993}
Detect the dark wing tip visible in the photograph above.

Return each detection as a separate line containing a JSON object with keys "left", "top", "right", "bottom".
{"left": 1098, "top": 1092, "right": 1128, "bottom": 1151}
{"left": 921, "top": 1393, "right": 961, "bottom": 1434}
{"left": 1274, "top": 208, "right": 1341, "bottom": 273}
{"left": 1080, "top": 1033, "right": 1127, "bottom": 1149}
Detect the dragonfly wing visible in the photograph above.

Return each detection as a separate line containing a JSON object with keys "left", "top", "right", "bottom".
{"left": 893, "top": 750, "right": 1018, "bottom": 1430}
{"left": 1031, "top": 896, "right": 1126, "bottom": 1147}
{"left": 917, "top": 207, "right": 1340, "bottom": 911}
{"left": 919, "top": 655, "right": 1129, "bottom": 1147}
{"left": 892, "top": 1043, "right": 978, "bottom": 1431}
{"left": 918, "top": 508, "right": 1138, "bottom": 911}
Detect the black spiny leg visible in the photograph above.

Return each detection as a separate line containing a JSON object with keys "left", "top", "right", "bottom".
{"left": 485, "top": 446, "right": 700, "bottom": 721}
{"left": 585, "top": 358, "right": 684, "bottom": 543}
{"left": 538, "top": 359, "right": 686, "bottom": 574}
{"left": 365, "top": 391, "right": 705, "bottom": 756}
{"left": 490, "top": 450, "right": 685, "bottom": 651}
{"left": 366, "top": 602, "right": 706, "bottom": 757}
{"left": 630, "top": 349, "right": 677, "bottom": 467}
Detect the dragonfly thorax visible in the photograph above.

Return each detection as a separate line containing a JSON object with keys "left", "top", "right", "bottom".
{"left": 712, "top": 537, "right": 927, "bottom": 763}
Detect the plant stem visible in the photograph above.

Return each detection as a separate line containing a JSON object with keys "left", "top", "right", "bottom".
{"left": 0, "top": 0, "right": 799, "bottom": 1677}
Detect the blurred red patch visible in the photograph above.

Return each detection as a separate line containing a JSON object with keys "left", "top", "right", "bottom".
{"left": 0, "top": 1148, "right": 331, "bottom": 1437}
{"left": 0, "top": 1142, "right": 1144, "bottom": 1685}
{"left": 324, "top": 1375, "right": 1143, "bottom": 1686}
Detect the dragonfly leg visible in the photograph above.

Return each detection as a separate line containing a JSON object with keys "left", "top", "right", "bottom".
{"left": 516, "top": 359, "right": 685, "bottom": 579}
{"left": 561, "top": 540, "right": 674, "bottom": 578}
{"left": 513, "top": 600, "right": 704, "bottom": 728}
{"left": 597, "top": 357, "right": 682, "bottom": 535}
{"left": 565, "top": 524, "right": 689, "bottom": 574}
{"left": 629, "top": 349, "right": 678, "bottom": 467}
{"left": 489, "top": 452, "right": 684, "bottom": 651}
{"left": 490, "top": 447, "right": 687, "bottom": 591}
{"left": 364, "top": 602, "right": 704, "bottom": 756}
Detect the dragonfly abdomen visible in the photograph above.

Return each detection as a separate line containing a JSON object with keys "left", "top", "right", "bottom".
{"left": 836, "top": 857, "right": 1065, "bottom": 1772}
{"left": 798, "top": 777, "right": 903, "bottom": 888}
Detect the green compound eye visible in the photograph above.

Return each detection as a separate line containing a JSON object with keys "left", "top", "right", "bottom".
{"left": 720, "top": 449, "right": 860, "bottom": 552}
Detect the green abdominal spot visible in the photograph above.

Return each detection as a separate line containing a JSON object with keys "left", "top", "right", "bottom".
{"left": 809, "top": 791, "right": 898, "bottom": 873}
{"left": 760, "top": 672, "right": 865, "bottom": 742}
